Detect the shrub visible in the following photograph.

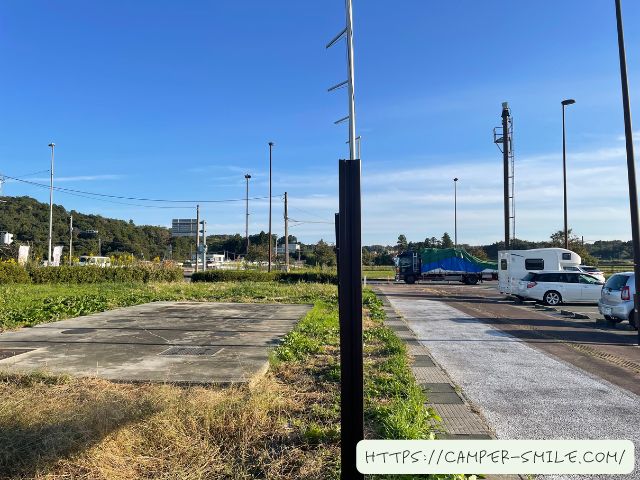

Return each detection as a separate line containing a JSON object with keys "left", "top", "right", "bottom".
{"left": 191, "top": 270, "right": 337, "bottom": 284}
{"left": 27, "top": 265, "right": 183, "bottom": 284}
{"left": 0, "top": 261, "right": 30, "bottom": 284}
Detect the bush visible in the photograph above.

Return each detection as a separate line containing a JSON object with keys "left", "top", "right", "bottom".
{"left": 27, "top": 265, "right": 183, "bottom": 284}
{"left": 0, "top": 261, "right": 30, "bottom": 284}
{"left": 191, "top": 270, "right": 337, "bottom": 284}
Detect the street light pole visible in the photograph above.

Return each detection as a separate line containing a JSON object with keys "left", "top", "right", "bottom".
{"left": 245, "top": 174, "right": 251, "bottom": 255}
{"left": 47, "top": 143, "right": 55, "bottom": 265}
{"left": 268, "top": 142, "right": 274, "bottom": 272}
{"left": 614, "top": 0, "right": 640, "bottom": 342}
{"left": 561, "top": 99, "right": 576, "bottom": 250}
{"left": 454, "top": 178, "right": 458, "bottom": 248}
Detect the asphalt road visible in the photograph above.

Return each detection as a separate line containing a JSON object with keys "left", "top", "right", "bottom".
{"left": 379, "top": 289, "right": 640, "bottom": 480}
{"left": 376, "top": 282, "right": 640, "bottom": 396}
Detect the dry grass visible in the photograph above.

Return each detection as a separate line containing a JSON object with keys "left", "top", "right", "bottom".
{"left": 0, "top": 369, "right": 338, "bottom": 480}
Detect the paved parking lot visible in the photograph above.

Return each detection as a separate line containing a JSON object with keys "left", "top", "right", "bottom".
{"left": 0, "top": 301, "right": 310, "bottom": 384}
{"left": 377, "top": 282, "right": 640, "bottom": 395}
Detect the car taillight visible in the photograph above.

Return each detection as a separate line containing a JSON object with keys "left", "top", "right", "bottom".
{"left": 621, "top": 286, "right": 631, "bottom": 301}
{"left": 527, "top": 281, "right": 537, "bottom": 288}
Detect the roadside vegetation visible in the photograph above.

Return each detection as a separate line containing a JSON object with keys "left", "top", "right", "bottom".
{"left": 0, "top": 282, "right": 336, "bottom": 330}
{"left": 0, "top": 282, "right": 474, "bottom": 479}
{"left": 0, "top": 261, "right": 183, "bottom": 285}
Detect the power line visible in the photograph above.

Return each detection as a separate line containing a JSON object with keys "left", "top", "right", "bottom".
{"left": 3, "top": 174, "right": 279, "bottom": 204}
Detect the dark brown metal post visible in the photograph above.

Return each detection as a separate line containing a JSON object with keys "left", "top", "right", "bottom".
{"left": 338, "top": 159, "right": 363, "bottom": 480}
{"left": 614, "top": 0, "right": 640, "bottom": 342}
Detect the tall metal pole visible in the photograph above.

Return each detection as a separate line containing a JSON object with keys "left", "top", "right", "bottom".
{"left": 245, "top": 174, "right": 251, "bottom": 255}
{"left": 47, "top": 143, "right": 55, "bottom": 265}
{"left": 339, "top": 1, "right": 362, "bottom": 478}
{"left": 346, "top": 0, "right": 357, "bottom": 159}
{"left": 454, "top": 178, "right": 458, "bottom": 248}
{"left": 284, "top": 191, "right": 289, "bottom": 272}
{"left": 69, "top": 215, "right": 73, "bottom": 265}
{"left": 195, "top": 205, "right": 200, "bottom": 272}
{"left": 562, "top": 104, "right": 568, "bottom": 249}
{"left": 268, "top": 142, "right": 274, "bottom": 272}
{"left": 614, "top": 0, "right": 640, "bottom": 342}
{"left": 561, "top": 99, "right": 575, "bottom": 250}
{"left": 501, "top": 104, "right": 510, "bottom": 249}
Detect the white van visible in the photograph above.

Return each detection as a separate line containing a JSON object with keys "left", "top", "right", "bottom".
{"left": 498, "top": 248, "right": 581, "bottom": 295}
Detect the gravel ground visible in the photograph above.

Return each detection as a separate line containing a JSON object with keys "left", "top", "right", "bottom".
{"left": 388, "top": 297, "right": 640, "bottom": 480}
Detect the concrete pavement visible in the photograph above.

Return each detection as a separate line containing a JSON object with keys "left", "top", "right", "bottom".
{"left": 378, "top": 284, "right": 640, "bottom": 480}
{"left": 0, "top": 301, "right": 310, "bottom": 384}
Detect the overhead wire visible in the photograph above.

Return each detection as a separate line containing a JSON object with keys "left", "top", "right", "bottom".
{"left": 2, "top": 174, "right": 279, "bottom": 204}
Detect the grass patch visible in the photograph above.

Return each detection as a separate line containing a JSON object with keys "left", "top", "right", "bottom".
{"left": 0, "top": 282, "right": 336, "bottom": 331}
{"left": 0, "top": 283, "right": 472, "bottom": 479}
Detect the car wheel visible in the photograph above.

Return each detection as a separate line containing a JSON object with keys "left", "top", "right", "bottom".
{"left": 543, "top": 291, "right": 562, "bottom": 306}
{"left": 628, "top": 312, "right": 638, "bottom": 329}
{"left": 467, "top": 275, "right": 478, "bottom": 285}
{"left": 405, "top": 275, "right": 415, "bottom": 285}
{"left": 604, "top": 315, "right": 622, "bottom": 324}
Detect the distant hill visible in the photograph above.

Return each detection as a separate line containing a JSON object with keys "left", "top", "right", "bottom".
{"left": 0, "top": 196, "right": 279, "bottom": 262}
{"left": 0, "top": 196, "right": 176, "bottom": 260}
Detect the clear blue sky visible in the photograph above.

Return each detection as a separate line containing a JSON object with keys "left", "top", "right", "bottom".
{"left": 1, "top": 1, "right": 639, "bottom": 245}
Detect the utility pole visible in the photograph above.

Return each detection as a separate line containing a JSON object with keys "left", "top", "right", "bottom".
{"left": 245, "top": 174, "right": 251, "bottom": 255}
{"left": 501, "top": 104, "right": 510, "bottom": 249}
{"left": 453, "top": 178, "right": 458, "bottom": 248}
{"left": 69, "top": 215, "right": 73, "bottom": 265}
{"left": 614, "top": 0, "right": 640, "bottom": 343}
{"left": 268, "top": 142, "right": 274, "bottom": 272}
{"left": 201, "top": 220, "right": 207, "bottom": 272}
{"left": 98, "top": 237, "right": 102, "bottom": 256}
{"left": 195, "top": 205, "right": 200, "bottom": 272}
{"left": 47, "top": 142, "right": 55, "bottom": 265}
{"left": 284, "top": 192, "right": 289, "bottom": 272}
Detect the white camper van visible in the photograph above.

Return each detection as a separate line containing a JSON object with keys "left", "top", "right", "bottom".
{"left": 498, "top": 248, "right": 581, "bottom": 295}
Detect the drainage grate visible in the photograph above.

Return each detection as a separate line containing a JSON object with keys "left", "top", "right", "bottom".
{"left": 159, "top": 346, "right": 222, "bottom": 356}
{"left": 0, "top": 348, "right": 35, "bottom": 361}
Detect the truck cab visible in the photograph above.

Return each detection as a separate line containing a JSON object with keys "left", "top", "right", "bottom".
{"left": 396, "top": 251, "right": 420, "bottom": 284}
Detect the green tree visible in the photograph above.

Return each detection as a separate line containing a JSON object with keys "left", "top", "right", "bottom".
{"left": 314, "top": 239, "right": 336, "bottom": 267}
{"left": 397, "top": 234, "right": 408, "bottom": 252}
{"left": 441, "top": 232, "right": 454, "bottom": 248}
{"left": 468, "top": 246, "right": 488, "bottom": 260}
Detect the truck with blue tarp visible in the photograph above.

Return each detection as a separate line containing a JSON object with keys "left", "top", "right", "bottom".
{"left": 395, "top": 248, "right": 498, "bottom": 284}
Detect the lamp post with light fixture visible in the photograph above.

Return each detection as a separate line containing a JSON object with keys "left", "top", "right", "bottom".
{"left": 561, "top": 99, "right": 576, "bottom": 249}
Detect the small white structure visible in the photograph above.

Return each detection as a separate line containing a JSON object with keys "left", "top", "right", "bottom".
{"left": 275, "top": 243, "right": 300, "bottom": 255}
{"left": 0, "top": 232, "right": 14, "bottom": 245}
{"left": 77, "top": 255, "right": 112, "bottom": 267}
{"left": 498, "top": 248, "right": 581, "bottom": 294}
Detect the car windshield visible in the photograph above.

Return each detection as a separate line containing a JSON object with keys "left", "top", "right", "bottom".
{"left": 579, "top": 274, "right": 602, "bottom": 285}
{"left": 604, "top": 274, "right": 630, "bottom": 290}
{"left": 521, "top": 273, "right": 535, "bottom": 281}
{"left": 581, "top": 266, "right": 598, "bottom": 272}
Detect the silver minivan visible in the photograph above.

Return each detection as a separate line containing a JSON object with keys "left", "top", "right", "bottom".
{"left": 598, "top": 272, "right": 637, "bottom": 328}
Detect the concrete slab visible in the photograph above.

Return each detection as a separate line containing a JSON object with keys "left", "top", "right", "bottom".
{"left": 0, "top": 301, "right": 311, "bottom": 384}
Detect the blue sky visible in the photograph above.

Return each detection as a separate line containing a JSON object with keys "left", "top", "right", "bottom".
{"left": 1, "top": 1, "right": 639, "bottom": 246}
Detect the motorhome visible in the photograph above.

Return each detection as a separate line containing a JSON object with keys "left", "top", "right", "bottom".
{"left": 498, "top": 248, "right": 581, "bottom": 295}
